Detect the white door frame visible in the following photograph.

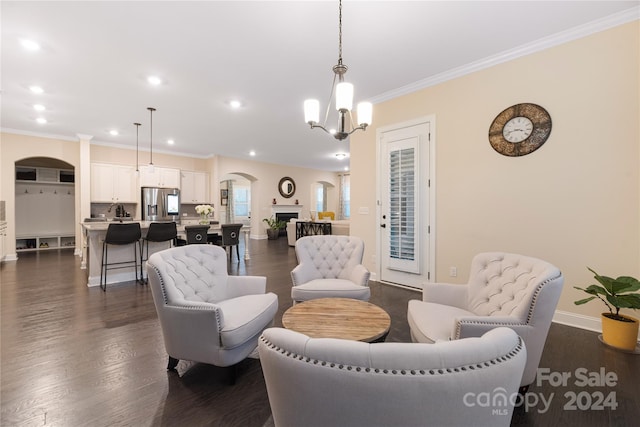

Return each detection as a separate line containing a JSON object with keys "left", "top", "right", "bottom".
{"left": 375, "top": 115, "right": 436, "bottom": 289}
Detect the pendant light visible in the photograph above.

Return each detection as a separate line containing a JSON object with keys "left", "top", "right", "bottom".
{"left": 133, "top": 122, "right": 141, "bottom": 172}
{"left": 147, "top": 107, "right": 156, "bottom": 172}
{"left": 304, "top": 0, "right": 372, "bottom": 141}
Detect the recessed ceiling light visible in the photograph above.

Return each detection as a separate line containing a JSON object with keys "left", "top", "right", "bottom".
{"left": 33, "top": 104, "right": 45, "bottom": 111}
{"left": 167, "top": 139, "right": 175, "bottom": 145}
{"left": 36, "top": 117, "right": 47, "bottom": 124}
{"left": 344, "top": 166, "right": 349, "bottom": 171}
{"left": 229, "top": 100, "right": 242, "bottom": 109}
{"left": 21, "top": 39, "right": 40, "bottom": 51}
{"left": 147, "top": 76, "right": 162, "bottom": 86}
{"left": 29, "top": 85, "right": 44, "bottom": 94}
{"left": 249, "top": 150, "right": 256, "bottom": 156}
{"left": 335, "top": 153, "right": 347, "bottom": 160}
{"left": 109, "top": 130, "right": 119, "bottom": 136}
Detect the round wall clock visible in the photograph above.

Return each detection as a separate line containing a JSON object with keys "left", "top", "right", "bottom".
{"left": 488, "top": 103, "right": 552, "bottom": 156}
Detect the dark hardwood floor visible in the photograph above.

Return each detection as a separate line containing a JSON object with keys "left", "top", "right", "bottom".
{"left": 1, "top": 238, "right": 638, "bottom": 426}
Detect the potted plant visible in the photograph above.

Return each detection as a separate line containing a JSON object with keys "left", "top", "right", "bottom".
{"left": 263, "top": 216, "right": 286, "bottom": 240}
{"left": 574, "top": 267, "right": 640, "bottom": 351}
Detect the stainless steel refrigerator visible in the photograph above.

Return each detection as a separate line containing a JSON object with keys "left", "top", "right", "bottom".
{"left": 141, "top": 187, "right": 180, "bottom": 222}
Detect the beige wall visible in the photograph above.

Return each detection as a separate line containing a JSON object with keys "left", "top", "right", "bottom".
{"left": 0, "top": 133, "right": 341, "bottom": 257}
{"left": 214, "top": 155, "right": 339, "bottom": 236}
{"left": 90, "top": 144, "right": 209, "bottom": 172}
{"left": 350, "top": 22, "right": 640, "bottom": 321}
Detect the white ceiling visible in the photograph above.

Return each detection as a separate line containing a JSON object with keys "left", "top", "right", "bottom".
{"left": 2, "top": 1, "right": 638, "bottom": 171}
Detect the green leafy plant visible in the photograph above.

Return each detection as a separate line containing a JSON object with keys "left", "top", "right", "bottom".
{"left": 262, "top": 216, "right": 286, "bottom": 230}
{"left": 574, "top": 267, "right": 640, "bottom": 321}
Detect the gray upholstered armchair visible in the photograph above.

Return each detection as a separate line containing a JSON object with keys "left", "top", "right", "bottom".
{"left": 146, "top": 245, "right": 278, "bottom": 377}
{"left": 259, "top": 327, "right": 526, "bottom": 427}
{"left": 291, "top": 235, "right": 370, "bottom": 303}
{"left": 407, "top": 252, "right": 563, "bottom": 388}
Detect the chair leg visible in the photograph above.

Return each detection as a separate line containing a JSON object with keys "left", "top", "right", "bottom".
{"left": 167, "top": 356, "right": 179, "bottom": 371}
{"left": 140, "top": 240, "right": 146, "bottom": 284}
{"left": 235, "top": 244, "right": 240, "bottom": 261}
{"left": 100, "top": 242, "right": 107, "bottom": 291}
{"left": 226, "top": 364, "right": 238, "bottom": 385}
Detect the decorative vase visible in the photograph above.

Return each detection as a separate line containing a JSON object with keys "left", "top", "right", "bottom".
{"left": 266, "top": 228, "right": 279, "bottom": 240}
{"left": 199, "top": 214, "right": 209, "bottom": 225}
{"left": 601, "top": 313, "right": 639, "bottom": 351}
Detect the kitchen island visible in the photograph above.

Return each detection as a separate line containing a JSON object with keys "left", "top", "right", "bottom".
{"left": 81, "top": 221, "right": 250, "bottom": 287}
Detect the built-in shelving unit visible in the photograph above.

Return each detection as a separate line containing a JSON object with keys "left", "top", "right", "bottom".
{"left": 16, "top": 234, "right": 76, "bottom": 252}
{"left": 15, "top": 166, "right": 75, "bottom": 252}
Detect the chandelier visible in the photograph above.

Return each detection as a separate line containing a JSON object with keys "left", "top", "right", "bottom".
{"left": 304, "top": 0, "right": 372, "bottom": 141}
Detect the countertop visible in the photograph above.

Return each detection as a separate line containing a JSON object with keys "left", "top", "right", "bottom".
{"left": 81, "top": 220, "right": 225, "bottom": 232}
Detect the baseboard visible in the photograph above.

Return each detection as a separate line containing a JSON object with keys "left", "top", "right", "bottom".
{"left": 553, "top": 310, "right": 640, "bottom": 340}
{"left": 3, "top": 253, "right": 18, "bottom": 262}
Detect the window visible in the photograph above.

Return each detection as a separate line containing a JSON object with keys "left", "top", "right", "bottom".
{"left": 389, "top": 148, "right": 415, "bottom": 262}
{"left": 339, "top": 174, "right": 350, "bottom": 219}
{"left": 315, "top": 184, "right": 325, "bottom": 213}
{"left": 233, "top": 185, "right": 250, "bottom": 218}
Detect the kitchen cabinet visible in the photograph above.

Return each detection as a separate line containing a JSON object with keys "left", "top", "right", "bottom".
{"left": 181, "top": 171, "right": 209, "bottom": 203}
{"left": 91, "top": 163, "right": 137, "bottom": 203}
{"left": 139, "top": 166, "right": 181, "bottom": 189}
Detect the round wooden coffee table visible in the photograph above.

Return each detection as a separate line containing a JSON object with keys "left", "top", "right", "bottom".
{"left": 281, "top": 298, "right": 391, "bottom": 342}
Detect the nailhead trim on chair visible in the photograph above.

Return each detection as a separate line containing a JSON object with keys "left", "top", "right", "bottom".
{"left": 454, "top": 270, "right": 563, "bottom": 338}
{"left": 259, "top": 335, "right": 525, "bottom": 376}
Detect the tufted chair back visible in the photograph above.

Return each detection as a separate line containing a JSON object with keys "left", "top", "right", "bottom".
{"left": 146, "top": 244, "right": 279, "bottom": 372}
{"left": 291, "top": 235, "right": 371, "bottom": 302}
{"left": 467, "top": 252, "right": 562, "bottom": 321}
{"left": 259, "top": 327, "right": 526, "bottom": 427}
{"left": 295, "top": 235, "right": 365, "bottom": 280}
{"left": 407, "top": 251, "right": 563, "bottom": 387}
{"left": 149, "top": 244, "right": 230, "bottom": 304}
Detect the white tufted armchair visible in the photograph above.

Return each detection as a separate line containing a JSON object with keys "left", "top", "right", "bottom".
{"left": 407, "top": 252, "right": 563, "bottom": 388}
{"left": 259, "top": 327, "right": 527, "bottom": 427}
{"left": 146, "top": 245, "right": 278, "bottom": 378}
{"left": 291, "top": 235, "right": 370, "bottom": 303}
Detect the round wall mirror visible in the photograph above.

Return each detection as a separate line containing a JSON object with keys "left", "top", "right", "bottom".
{"left": 278, "top": 176, "right": 296, "bottom": 198}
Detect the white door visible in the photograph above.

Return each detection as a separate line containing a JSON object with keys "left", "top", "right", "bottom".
{"left": 378, "top": 120, "right": 433, "bottom": 288}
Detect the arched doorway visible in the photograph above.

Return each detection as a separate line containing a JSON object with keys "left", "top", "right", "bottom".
{"left": 219, "top": 173, "right": 255, "bottom": 225}
{"left": 14, "top": 157, "right": 76, "bottom": 254}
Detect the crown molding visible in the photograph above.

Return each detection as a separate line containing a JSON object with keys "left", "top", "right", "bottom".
{"left": 1, "top": 128, "right": 213, "bottom": 159}
{"left": 370, "top": 7, "right": 640, "bottom": 104}
{"left": 1, "top": 127, "right": 78, "bottom": 142}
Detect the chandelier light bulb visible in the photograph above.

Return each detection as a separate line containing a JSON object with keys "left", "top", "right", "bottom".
{"left": 304, "top": 99, "right": 320, "bottom": 124}
{"left": 357, "top": 102, "right": 373, "bottom": 126}
{"left": 335, "top": 82, "right": 353, "bottom": 111}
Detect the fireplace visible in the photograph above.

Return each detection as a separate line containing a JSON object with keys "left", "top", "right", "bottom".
{"left": 276, "top": 212, "right": 298, "bottom": 236}
{"left": 271, "top": 204, "right": 303, "bottom": 237}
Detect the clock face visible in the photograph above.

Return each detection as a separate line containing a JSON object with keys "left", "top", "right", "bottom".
{"left": 502, "top": 116, "right": 533, "bottom": 143}
{"left": 488, "top": 103, "right": 552, "bottom": 156}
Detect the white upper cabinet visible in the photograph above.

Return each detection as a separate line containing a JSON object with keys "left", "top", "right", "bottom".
{"left": 181, "top": 171, "right": 209, "bottom": 204}
{"left": 139, "top": 165, "right": 181, "bottom": 189}
{"left": 91, "top": 163, "right": 137, "bottom": 203}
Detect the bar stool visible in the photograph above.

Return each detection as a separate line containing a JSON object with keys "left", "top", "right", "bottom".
{"left": 185, "top": 225, "right": 210, "bottom": 244}
{"left": 101, "top": 222, "right": 142, "bottom": 291}
{"left": 140, "top": 222, "right": 177, "bottom": 283}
